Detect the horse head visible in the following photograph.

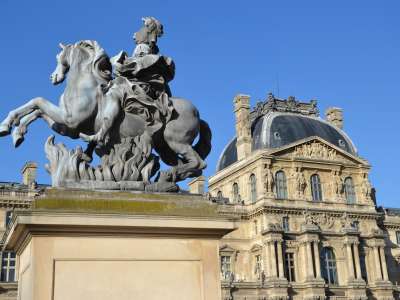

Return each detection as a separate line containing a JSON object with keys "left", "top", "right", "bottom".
{"left": 50, "top": 42, "right": 71, "bottom": 85}
{"left": 50, "top": 40, "right": 112, "bottom": 85}
{"left": 134, "top": 17, "right": 163, "bottom": 54}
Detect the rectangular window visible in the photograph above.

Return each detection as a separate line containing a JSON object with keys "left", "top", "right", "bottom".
{"left": 275, "top": 171, "right": 288, "bottom": 199}
{"left": 254, "top": 220, "right": 258, "bottom": 235}
{"left": 1, "top": 252, "right": 16, "bottom": 282}
{"left": 254, "top": 254, "right": 262, "bottom": 279}
{"left": 352, "top": 221, "right": 359, "bottom": 231}
{"left": 396, "top": 231, "right": 400, "bottom": 244}
{"left": 220, "top": 255, "right": 231, "bottom": 280}
{"left": 311, "top": 174, "right": 323, "bottom": 202}
{"left": 5, "top": 211, "right": 13, "bottom": 227}
{"left": 284, "top": 252, "right": 296, "bottom": 282}
{"left": 282, "top": 216, "right": 289, "bottom": 232}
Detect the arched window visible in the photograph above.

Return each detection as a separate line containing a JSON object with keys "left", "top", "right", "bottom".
{"left": 232, "top": 183, "right": 240, "bottom": 203}
{"left": 250, "top": 174, "right": 257, "bottom": 203}
{"left": 217, "top": 190, "right": 223, "bottom": 199}
{"left": 344, "top": 177, "right": 356, "bottom": 204}
{"left": 275, "top": 171, "right": 288, "bottom": 199}
{"left": 321, "top": 247, "right": 338, "bottom": 285}
{"left": 310, "top": 174, "right": 323, "bottom": 202}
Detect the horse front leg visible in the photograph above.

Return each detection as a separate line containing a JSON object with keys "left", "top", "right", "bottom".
{"left": 11, "top": 106, "right": 66, "bottom": 147}
{"left": 13, "top": 109, "right": 95, "bottom": 162}
{"left": 0, "top": 97, "right": 66, "bottom": 137}
{"left": 11, "top": 110, "right": 42, "bottom": 147}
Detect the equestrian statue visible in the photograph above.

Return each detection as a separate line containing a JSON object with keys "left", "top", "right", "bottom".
{"left": 0, "top": 17, "right": 212, "bottom": 192}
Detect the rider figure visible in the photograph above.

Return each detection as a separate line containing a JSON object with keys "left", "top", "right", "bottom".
{"left": 111, "top": 17, "right": 175, "bottom": 99}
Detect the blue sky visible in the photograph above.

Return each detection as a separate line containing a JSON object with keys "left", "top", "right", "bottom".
{"left": 0, "top": 1, "right": 399, "bottom": 207}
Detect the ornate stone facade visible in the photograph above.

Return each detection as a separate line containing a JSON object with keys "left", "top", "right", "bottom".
{"left": 207, "top": 94, "right": 400, "bottom": 300}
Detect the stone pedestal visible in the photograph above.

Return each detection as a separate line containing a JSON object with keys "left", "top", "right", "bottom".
{"left": 369, "top": 280, "right": 394, "bottom": 300}
{"left": 294, "top": 279, "right": 326, "bottom": 300}
{"left": 346, "top": 279, "right": 367, "bottom": 300}
{"left": 3, "top": 189, "right": 237, "bottom": 300}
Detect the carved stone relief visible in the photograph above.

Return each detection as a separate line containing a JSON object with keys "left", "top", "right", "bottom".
{"left": 293, "top": 141, "right": 340, "bottom": 161}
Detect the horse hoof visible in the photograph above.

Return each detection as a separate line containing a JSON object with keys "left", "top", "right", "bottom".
{"left": 0, "top": 124, "right": 10, "bottom": 137}
{"left": 12, "top": 132, "right": 24, "bottom": 148}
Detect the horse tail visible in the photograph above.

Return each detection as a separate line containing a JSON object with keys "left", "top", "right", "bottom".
{"left": 194, "top": 119, "right": 212, "bottom": 160}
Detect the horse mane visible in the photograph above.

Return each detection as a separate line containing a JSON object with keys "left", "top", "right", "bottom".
{"left": 63, "top": 40, "right": 111, "bottom": 83}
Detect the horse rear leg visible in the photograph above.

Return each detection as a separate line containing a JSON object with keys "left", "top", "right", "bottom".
{"left": 162, "top": 142, "right": 207, "bottom": 182}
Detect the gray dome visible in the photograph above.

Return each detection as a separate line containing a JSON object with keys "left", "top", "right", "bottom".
{"left": 216, "top": 112, "right": 357, "bottom": 172}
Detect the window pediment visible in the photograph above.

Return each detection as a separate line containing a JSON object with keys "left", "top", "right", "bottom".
{"left": 219, "top": 244, "right": 236, "bottom": 254}
{"left": 250, "top": 243, "right": 263, "bottom": 253}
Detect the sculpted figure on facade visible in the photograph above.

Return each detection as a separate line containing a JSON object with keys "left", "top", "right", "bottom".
{"left": 340, "top": 212, "right": 354, "bottom": 230}
{"left": 361, "top": 173, "right": 372, "bottom": 200}
{"left": 292, "top": 168, "right": 306, "bottom": 199}
{"left": 0, "top": 17, "right": 212, "bottom": 192}
{"left": 303, "top": 209, "right": 315, "bottom": 225}
{"left": 332, "top": 170, "right": 344, "bottom": 199}
{"left": 264, "top": 166, "right": 274, "bottom": 195}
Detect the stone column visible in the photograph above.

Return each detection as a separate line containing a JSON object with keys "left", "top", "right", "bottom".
{"left": 294, "top": 251, "right": 299, "bottom": 283}
{"left": 313, "top": 241, "right": 321, "bottom": 278}
{"left": 277, "top": 240, "right": 285, "bottom": 278}
{"left": 373, "top": 246, "right": 383, "bottom": 280}
{"left": 346, "top": 243, "right": 355, "bottom": 280}
{"left": 306, "top": 241, "right": 314, "bottom": 279}
{"left": 263, "top": 242, "right": 272, "bottom": 278}
{"left": 353, "top": 244, "right": 362, "bottom": 280}
{"left": 300, "top": 242, "right": 307, "bottom": 281}
{"left": 379, "top": 246, "right": 389, "bottom": 281}
{"left": 270, "top": 241, "right": 278, "bottom": 277}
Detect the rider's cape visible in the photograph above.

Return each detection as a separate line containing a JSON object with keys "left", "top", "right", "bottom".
{"left": 110, "top": 51, "right": 175, "bottom": 136}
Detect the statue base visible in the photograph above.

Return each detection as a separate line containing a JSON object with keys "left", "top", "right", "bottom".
{"left": 4, "top": 189, "right": 237, "bottom": 300}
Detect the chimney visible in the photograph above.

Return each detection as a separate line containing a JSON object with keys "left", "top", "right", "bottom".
{"left": 325, "top": 107, "right": 343, "bottom": 129}
{"left": 188, "top": 176, "right": 206, "bottom": 194}
{"left": 21, "top": 162, "right": 37, "bottom": 187}
{"left": 234, "top": 94, "right": 252, "bottom": 160}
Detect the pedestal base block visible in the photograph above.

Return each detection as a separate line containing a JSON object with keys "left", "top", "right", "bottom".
{"left": 4, "top": 190, "right": 237, "bottom": 300}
